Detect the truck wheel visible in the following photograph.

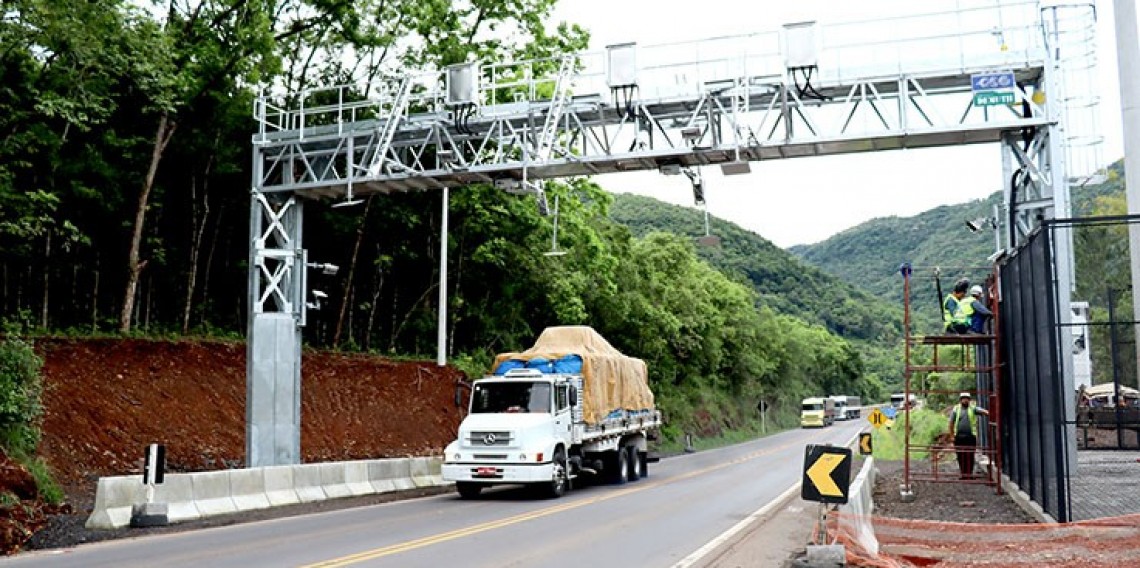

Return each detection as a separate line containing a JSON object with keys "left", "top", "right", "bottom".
{"left": 456, "top": 482, "right": 482, "bottom": 499}
{"left": 544, "top": 450, "right": 569, "bottom": 498}
{"left": 609, "top": 449, "right": 629, "bottom": 485}
{"left": 626, "top": 445, "right": 641, "bottom": 482}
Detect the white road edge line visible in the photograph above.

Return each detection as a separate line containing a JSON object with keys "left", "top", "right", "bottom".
{"left": 670, "top": 425, "right": 867, "bottom": 568}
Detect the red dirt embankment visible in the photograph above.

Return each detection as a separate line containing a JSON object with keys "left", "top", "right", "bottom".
{"left": 35, "top": 338, "right": 466, "bottom": 486}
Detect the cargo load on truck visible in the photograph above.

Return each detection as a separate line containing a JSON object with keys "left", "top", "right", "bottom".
{"left": 491, "top": 326, "right": 654, "bottom": 423}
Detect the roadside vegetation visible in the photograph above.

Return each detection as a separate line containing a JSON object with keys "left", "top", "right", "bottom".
{"left": 0, "top": 334, "right": 61, "bottom": 504}
{"left": 0, "top": 0, "right": 891, "bottom": 449}
{"left": 871, "top": 408, "right": 948, "bottom": 461}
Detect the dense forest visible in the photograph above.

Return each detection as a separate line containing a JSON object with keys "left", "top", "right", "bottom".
{"left": 793, "top": 159, "right": 1136, "bottom": 389}
{"left": 610, "top": 194, "right": 901, "bottom": 393}
{"left": 0, "top": 0, "right": 886, "bottom": 443}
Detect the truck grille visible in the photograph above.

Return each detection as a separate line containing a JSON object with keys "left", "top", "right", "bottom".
{"left": 472, "top": 454, "right": 508, "bottom": 460}
{"left": 468, "top": 431, "right": 513, "bottom": 447}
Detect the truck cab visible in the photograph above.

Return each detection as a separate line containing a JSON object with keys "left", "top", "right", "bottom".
{"left": 801, "top": 397, "right": 834, "bottom": 428}
{"left": 442, "top": 368, "right": 660, "bottom": 499}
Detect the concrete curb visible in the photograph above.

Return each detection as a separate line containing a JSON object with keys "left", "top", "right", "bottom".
{"left": 999, "top": 473, "right": 1059, "bottom": 524}
{"left": 85, "top": 456, "right": 449, "bottom": 530}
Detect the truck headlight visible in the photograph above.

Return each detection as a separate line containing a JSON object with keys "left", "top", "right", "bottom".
{"left": 518, "top": 453, "right": 527, "bottom": 461}
{"left": 453, "top": 453, "right": 461, "bottom": 462}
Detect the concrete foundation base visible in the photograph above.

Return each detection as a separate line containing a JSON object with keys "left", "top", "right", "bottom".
{"left": 130, "top": 502, "right": 169, "bottom": 528}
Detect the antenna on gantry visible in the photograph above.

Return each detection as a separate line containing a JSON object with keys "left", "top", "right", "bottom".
{"left": 683, "top": 167, "right": 720, "bottom": 247}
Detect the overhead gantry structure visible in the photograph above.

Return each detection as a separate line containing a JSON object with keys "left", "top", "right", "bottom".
{"left": 246, "top": 0, "right": 1099, "bottom": 466}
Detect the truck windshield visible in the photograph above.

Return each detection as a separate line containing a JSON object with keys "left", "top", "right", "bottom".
{"left": 803, "top": 403, "right": 823, "bottom": 411}
{"left": 890, "top": 395, "right": 905, "bottom": 406}
{"left": 471, "top": 382, "right": 552, "bottom": 414}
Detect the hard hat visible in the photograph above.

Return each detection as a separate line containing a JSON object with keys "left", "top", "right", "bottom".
{"left": 959, "top": 392, "right": 971, "bottom": 399}
{"left": 969, "top": 285, "right": 983, "bottom": 296}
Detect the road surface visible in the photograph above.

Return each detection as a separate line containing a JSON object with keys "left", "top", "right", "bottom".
{"left": 5, "top": 421, "right": 864, "bottom": 568}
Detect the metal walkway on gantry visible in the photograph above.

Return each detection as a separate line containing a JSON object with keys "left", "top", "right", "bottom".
{"left": 252, "top": 2, "right": 1061, "bottom": 202}
{"left": 244, "top": 1, "right": 1100, "bottom": 467}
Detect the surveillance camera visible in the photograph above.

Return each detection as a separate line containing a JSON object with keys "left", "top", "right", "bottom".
{"left": 312, "top": 290, "right": 328, "bottom": 299}
{"left": 321, "top": 263, "right": 339, "bottom": 276}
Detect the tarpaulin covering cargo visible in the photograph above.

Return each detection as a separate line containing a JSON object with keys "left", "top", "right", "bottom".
{"left": 492, "top": 326, "right": 655, "bottom": 424}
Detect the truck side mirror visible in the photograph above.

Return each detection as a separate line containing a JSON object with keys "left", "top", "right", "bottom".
{"left": 569, "top": 387, "right": 578, "bottom": 407}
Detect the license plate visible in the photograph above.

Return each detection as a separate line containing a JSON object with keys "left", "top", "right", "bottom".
{"left": 475, "top": 467, "right": 497, "bottom": 477}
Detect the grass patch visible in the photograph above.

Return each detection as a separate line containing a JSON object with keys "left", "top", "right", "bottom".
{"left": 871, "top": 408, "right": 947, "bottom": 460}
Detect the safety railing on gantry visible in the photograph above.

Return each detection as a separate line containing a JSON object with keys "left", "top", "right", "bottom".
{"left": 899, "top": 263, "right": 1003, "bottom": 495}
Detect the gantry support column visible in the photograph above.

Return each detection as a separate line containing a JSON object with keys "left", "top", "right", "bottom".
{"left": 246, "top": 192, "right": 304, "bottom": 467}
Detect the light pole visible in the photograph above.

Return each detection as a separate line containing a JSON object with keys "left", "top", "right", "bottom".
{"left": 438, "top": 186, "right": 449, "bottom": 366}
{"left": 1112, "top": 0, "right": 1140, "bottom": 383}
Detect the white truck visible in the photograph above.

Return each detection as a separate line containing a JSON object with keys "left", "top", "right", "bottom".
{"left": 829, "top": 395, "right": 862, "bottom": 420}
{"left": 442, "top": 326, "right": 661, "bottom": 499}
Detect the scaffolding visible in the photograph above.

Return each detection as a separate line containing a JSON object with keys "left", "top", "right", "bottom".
{"left": 900, "top": 264, "right": 1003, "bottom": 496}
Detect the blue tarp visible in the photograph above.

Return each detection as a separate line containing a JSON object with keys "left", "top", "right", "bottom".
{"left": 525, "top": 357, "right": 553, "bottom": 373}
{"left": 552, "top": 354, "right": 583, "bottom": 375}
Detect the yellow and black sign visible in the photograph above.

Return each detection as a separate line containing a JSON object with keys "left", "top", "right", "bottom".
{"left": 867, "top": 408, "right": 888, "bottom": 429}
{"left": 801, "top": 444, "right": 851, "bottom": 504}
{"left": 859, "top": 432, "right": 873, "bottom": 455}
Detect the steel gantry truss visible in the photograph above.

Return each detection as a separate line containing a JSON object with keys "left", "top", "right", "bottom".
{"left": 246, "top": 0, "right": 1098, "bottom": 466}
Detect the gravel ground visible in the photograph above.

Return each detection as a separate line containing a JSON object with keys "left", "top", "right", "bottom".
{"left": 873, "top": 460, "right": 1034, "bottom": 524}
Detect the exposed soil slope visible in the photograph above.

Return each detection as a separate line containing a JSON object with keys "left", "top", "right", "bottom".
{"left": 36, "top": 338, "right": 465, "bottom": 486}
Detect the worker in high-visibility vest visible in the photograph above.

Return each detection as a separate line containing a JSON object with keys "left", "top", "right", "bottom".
{"left": 943, "top": 279, "right": 970, "bottom": 334}
{"left": 948, "top": 392, "right": 990, "bottom": 479}
{"left": 966, "top": 285, "right": 993, "bottom": 333}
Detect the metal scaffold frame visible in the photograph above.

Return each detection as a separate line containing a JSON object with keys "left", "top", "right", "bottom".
{"left": 245, "top": 1, "right": 1097, "bottom": 467}
{"left": 900, "top": 265, "right": 1003, "bottom": 495}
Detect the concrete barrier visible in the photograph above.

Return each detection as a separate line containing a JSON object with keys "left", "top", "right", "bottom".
{"left": 344, "top": 461, "right": 372, "bottom": 496}
{"left": 409, "top": 457, "right": 435, "bottom": 488}
{"left": 230, "top": 468, "right": 271, "bottom": 511}
{"left": 367, "top": 459, "right": 405, "bottom": 493}
{"left": 85, "top": 477, "right": 145, "bottom": 530}
{"left": 153, "top": 474, "right": 200, "bottom": 523}
{"left": 87, "top": 456, "right": 448, "bottom": 529}
{"left": 293, "top": 463, "right": 326, "bottom": 503}
{"left": 319, "top": 462, "right": 352, "bottom": 499}
{"left": 192, "top": 470, "right": 238, "bottom": 517}
{"left": 263, "top": 465, "right": 299, "bottom": 507}
{"left": 838, "top": 457, "right": 879, "bottom": 557}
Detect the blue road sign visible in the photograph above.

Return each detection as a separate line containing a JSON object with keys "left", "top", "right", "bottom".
{"left": 884, "top": 406, "right": 897, "bottom": 419}
{"left": 971, "top": 71, "right": 1016, "bottom": 92}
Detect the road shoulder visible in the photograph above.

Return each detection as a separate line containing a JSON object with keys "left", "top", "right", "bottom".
{"left": 693, "top": 494, "right": 816, "bottom": 568}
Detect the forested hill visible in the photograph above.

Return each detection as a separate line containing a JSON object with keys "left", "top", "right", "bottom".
{"left": 609, "top": 193, "right": 903, "bottom": 390}
{"left": 611, "top": 194, "right": 900, "bottom": 343}
{"left": 789, "top": 159, "right": 1127, "bottom": 329}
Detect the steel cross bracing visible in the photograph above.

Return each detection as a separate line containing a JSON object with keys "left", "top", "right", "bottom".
{"left": 253, "top": 66, "right": 1051, "bottom": 197}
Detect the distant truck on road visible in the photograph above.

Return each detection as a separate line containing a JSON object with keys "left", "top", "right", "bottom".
{"left": 829, "top": 395, "right": 861, "bottom": 420}
{"left": 890, "top": 392, "right": 918, "bottom": 410}
{"left": 801, "top": 397, "right": 835, "bottom": 428}
{"left": 442, "top": 327, "right": 661, "bottom": 499}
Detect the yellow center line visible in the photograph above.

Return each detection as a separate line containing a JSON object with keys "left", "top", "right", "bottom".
{"left": 300, "top": 428, "right": 840, "bottom": 568}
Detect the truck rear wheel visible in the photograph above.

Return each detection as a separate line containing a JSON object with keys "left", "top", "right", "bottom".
{"left": 608, "top": 449, "right": 629, "bottom": 485}
{"left": 626, "top": 445, "right": 641, "bottom": 482}
{"left": 456, "top": 482, "right": 482, "bottom": 499}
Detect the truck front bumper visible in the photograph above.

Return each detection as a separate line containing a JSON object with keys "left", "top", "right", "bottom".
{"left": 442, "top": 462, "right": 554, "bottom": 484}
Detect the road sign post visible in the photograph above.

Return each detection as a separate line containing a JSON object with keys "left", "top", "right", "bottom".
{"left": 801, "top": 444, "right": 852, "bottom": 505}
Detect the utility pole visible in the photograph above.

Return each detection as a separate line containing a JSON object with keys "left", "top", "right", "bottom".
{"left": 1113, "top": 0, "right": 1140, "bottom": 377}
{"left": 438, "top": 186, "right": 449, "bottom": 367}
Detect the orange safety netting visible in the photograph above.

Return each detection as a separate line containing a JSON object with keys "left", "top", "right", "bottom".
{"left": 828, "top": 511, "right": 1140, "bottom": 567}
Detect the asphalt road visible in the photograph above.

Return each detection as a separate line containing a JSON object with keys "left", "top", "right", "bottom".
{"left": 5, "top": 421, "right": 865, "bottom": 568}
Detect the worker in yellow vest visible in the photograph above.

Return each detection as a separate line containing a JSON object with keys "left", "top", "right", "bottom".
{"left": 948, "top": 392, "right": 990, "bottom": 479}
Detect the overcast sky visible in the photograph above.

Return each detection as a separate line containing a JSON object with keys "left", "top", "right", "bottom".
{"left": 547, "top": 0, "right": 1135, "bottom": 247}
